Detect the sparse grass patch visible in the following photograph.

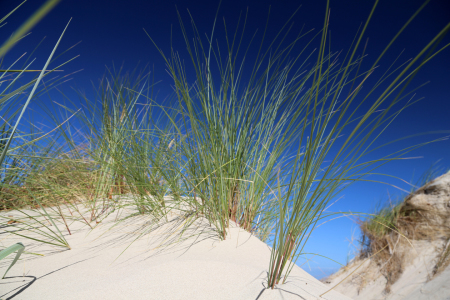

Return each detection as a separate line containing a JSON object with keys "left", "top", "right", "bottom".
{"left": 358, "top": 164, "right": 450, "bottom": 292}
{"left": 431, "top": 237, "right": 450, "bottom": 278}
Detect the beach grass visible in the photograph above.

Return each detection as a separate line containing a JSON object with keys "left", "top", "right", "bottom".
{"left": 1, "top": 0, "right": 449, "bottom": 291}
{"left": 356, "top": 163, "right": 450, "bottom": 292}
{"left": 360, "top": 162, "right": 446, "bottom": 243}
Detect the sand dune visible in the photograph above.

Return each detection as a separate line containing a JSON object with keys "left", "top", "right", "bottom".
{"left": 322, "top": 170, "right": 450, "bottom": 300}
{"left": 323, "top": 239, "right": 450, "bottom": 300}
{"left": 1, "top": 198, "right": 350, "bottom": 300}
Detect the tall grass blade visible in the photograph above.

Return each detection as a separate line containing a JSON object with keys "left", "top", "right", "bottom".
{"left": 0, "top": 242, "right": 25, "bottom": 279}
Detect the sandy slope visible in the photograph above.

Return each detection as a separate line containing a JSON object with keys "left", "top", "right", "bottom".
{"left": 0, "top": 197, "right": 350, "bottom": 300}
{"left": 322, "top": 239, "right": 450, "bottom": 300}
{"left": 322, "top": 170, "right": 450, "bottom": 300}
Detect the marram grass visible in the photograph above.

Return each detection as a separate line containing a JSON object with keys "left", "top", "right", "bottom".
{"left": 0, "top": 242, "right": 25, "bottom": 279}
{"left": 1, "top": 0, "right": 449, "bottom": 293}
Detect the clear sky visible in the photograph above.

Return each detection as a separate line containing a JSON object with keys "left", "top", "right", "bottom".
{"left": 2, "top": 0, "right": 450, "bottom": 279}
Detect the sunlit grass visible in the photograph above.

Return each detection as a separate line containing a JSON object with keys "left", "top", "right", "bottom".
{"left": 360, "top": 162, "right": 448, "bottom": 246}
{"left": 355, "top": 163, "right": 450, "bottom": 292}
{"left": 1, "top": 0, "right": 449, "bottom": 291}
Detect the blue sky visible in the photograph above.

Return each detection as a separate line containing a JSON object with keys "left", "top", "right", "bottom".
{"left": 1, "top": 0, "right": 450, "bottom": 279}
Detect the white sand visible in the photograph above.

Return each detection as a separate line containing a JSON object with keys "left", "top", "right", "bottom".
{"left": 323, "top": 239, "right": 450, "bottom": 300}
{"left": 323, "top": 170, "right": 450, "bottom": 300}
{"left": 0, "top": 197, "right": 350, "bottom": 300}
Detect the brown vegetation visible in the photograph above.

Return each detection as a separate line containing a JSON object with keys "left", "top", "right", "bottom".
{"left": 358, "top": 170, "right": 450, "bottom": 293}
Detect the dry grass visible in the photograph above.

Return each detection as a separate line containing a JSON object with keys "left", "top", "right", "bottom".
{"left": 431, "top": 237, "right": 450, "bottom": 278}
{"left": 357, "top": 167, "right": 450, "bottom": 293}
{"left": 1, "top": 155, "right": 95, "bottom": 211}
{"left": 2, "top": 0, "right": 450, "bottom": 290}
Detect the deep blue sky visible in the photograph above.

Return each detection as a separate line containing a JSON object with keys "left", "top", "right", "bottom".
{"left": 2, "top": 0, "right": 450, "bottom": 278}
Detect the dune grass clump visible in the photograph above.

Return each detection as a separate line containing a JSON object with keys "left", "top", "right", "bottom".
{"left": 358, "top": 164, "right": 450, "bottom": 292}
{"left": 58, "top": 65, "right": 185, "bottom": 221}
{"left": 359, "top": 199, "right": 406, "bottom": 292}
{"left": 144, "top": 0, "right": 450, "bottom": 290}
{"left": 1, "top": 0, "right": 450, "bottom": 292}
{"left": 360, "top": 164, "right": 446, "bottom": 245}
{"left": 0, "top": 0, "right": 78, "bottom": 255}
